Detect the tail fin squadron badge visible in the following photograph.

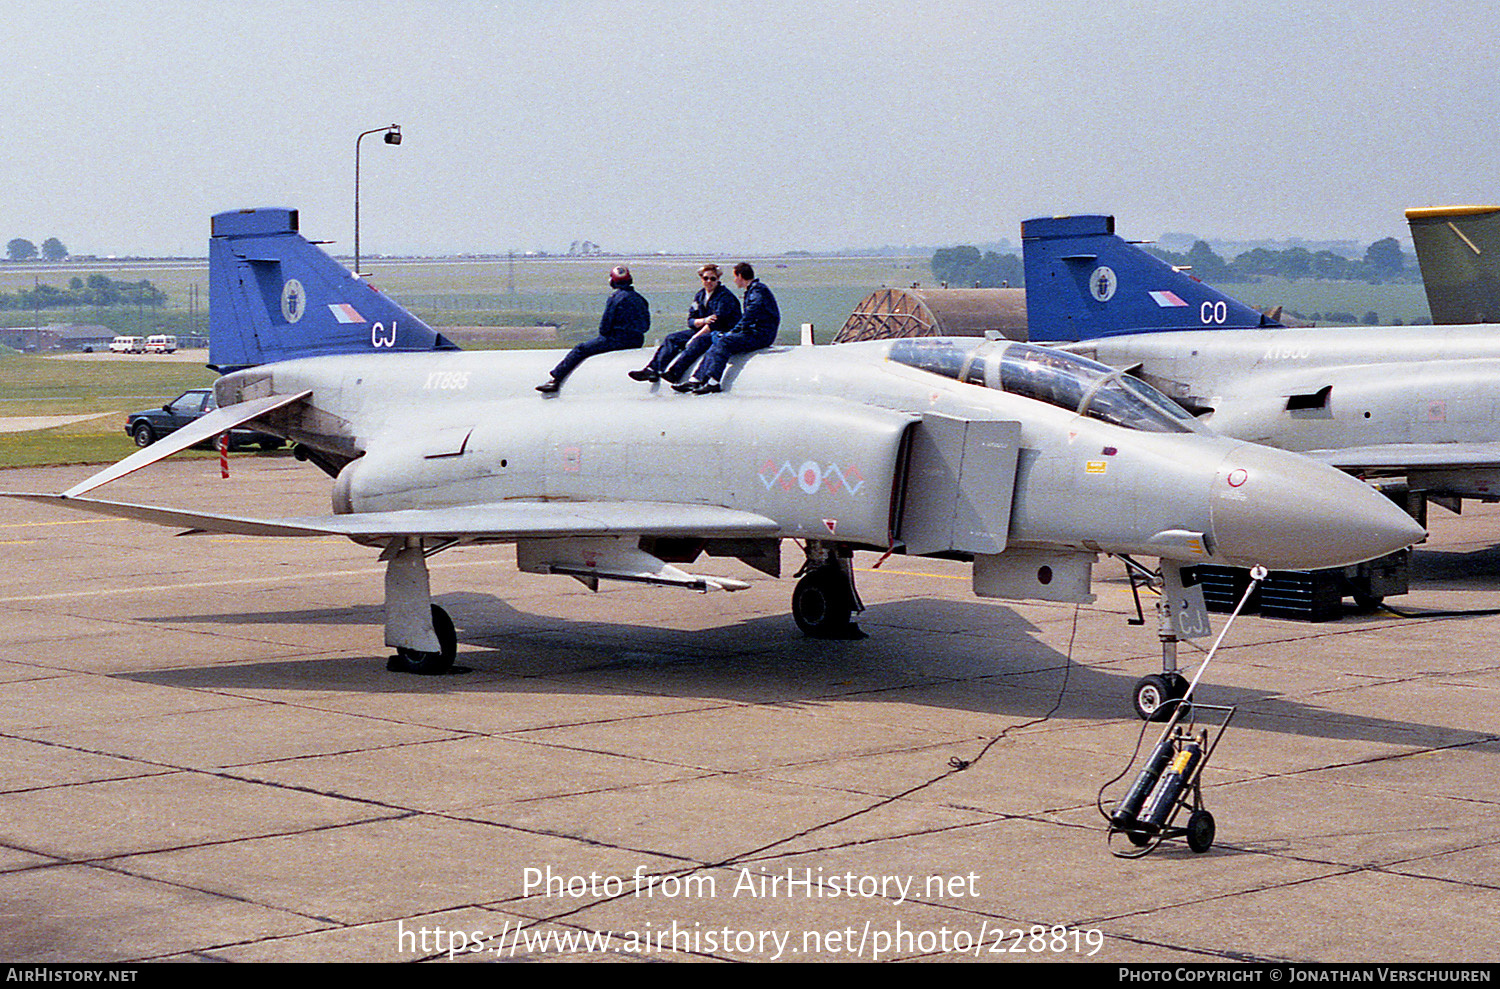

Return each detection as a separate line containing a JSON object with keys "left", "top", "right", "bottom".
{"left": 280, "top": 279, "right": 305, "bottom": 323}
{"left": 1090, "top": 266, "right": 1117, "bottom": 302}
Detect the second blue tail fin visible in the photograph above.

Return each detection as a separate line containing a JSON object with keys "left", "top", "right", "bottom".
{"left": 1021, "top": 214, "right": 1280, "bottom": 342}
{"left": 209, "top": 208, "right": 459, "bottom": 372}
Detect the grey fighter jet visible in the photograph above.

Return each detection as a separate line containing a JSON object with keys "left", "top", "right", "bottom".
{"left": 3, "top": 209, "right": 1423, "bottom": 719}
{"left": 1023, "top": 214, "right": 1500, "bottom": 509}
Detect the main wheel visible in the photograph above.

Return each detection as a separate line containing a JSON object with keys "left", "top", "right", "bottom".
{"left": 1186, "top": 809, "right": 1216, "bottom": 853}
{"left": 1133, "top": 673, "right": 1187, "bottom": 722}
{"left": 132, "top": 422, "right": 156, "bottom": 447}
{"left": 792, "top": 567, "right": 853, "bottom": 637}
{"left": 391, "top": 605, "right": 458, "bottom": 675}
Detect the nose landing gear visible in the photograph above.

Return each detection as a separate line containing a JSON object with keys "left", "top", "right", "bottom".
{"left": 1132, "top": 671, "right": 1190, "bottom": 722}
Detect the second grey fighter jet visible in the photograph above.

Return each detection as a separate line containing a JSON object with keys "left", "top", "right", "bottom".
{"left": 1023, "top": 214, "right": 1500, "bottom": 509}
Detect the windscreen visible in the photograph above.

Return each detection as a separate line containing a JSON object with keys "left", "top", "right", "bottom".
{"left": 887, "top": 338, "right": 1201, "bottom": 434}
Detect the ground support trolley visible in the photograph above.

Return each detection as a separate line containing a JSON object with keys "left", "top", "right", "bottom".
{"left": 1103, "top": 702, "right": 1236, "bottom": 858}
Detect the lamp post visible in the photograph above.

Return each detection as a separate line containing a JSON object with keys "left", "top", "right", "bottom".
{"left": 354, "top": 124, "right": 402, "bottom": 276}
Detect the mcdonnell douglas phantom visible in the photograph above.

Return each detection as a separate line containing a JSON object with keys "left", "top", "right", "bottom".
{"left": 3, "top": 209, "right": 1424, "bottom": 718}
{"left": 1022, "top": 213, "right": 1500, "bottom": 521}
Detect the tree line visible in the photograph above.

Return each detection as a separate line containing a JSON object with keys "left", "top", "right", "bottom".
{"left": 0, "top": 274, "right": 166, "bottom": 311}
{"left": 932, "top": 236, "right": 1416, "bottom": 288}
{"left": 929, "top": 246, "right": 1025, "bottom": 287}
{"left": 6, "top": 238, "right": 68, "bottom": 262}
{"left": 1142, "top": 237, "right": 1413, "bottom": 284}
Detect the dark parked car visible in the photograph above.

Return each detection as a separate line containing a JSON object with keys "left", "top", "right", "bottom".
{"left": 125, "top": 388, "right": 285, "bottom": 450}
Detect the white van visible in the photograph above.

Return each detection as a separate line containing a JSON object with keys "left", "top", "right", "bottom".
{"left": 145, "top": 334, "right": 177, "bottom": 354}
{"left": 109, "top": 336, "right": 144, "bottom": 354}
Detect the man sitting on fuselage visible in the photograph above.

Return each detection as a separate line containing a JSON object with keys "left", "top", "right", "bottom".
{"left": 538, "top": 265, "right": 650, "bottom": 394}
{"left": 672, "top": 261, "right": 779, "bottom": 394}
{"left": 629, "top": 262, "right": 740, "bottom": 384}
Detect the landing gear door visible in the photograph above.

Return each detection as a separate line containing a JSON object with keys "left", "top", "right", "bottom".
{"left": 1161, "top": 562, "right": 1211, "bottom": 640}
{"left": 898, "top": 414, "right": 1021, "bottom": 556}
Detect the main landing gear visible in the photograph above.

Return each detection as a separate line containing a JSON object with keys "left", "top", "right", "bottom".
{"left": 383, "top": 539, "right": 460, "bottom": 675}
{"left": 387, "top": 604, "right": 458, "bottom": 675}
{"left": 792, "top": 543, "right": 866, "bottom": 639}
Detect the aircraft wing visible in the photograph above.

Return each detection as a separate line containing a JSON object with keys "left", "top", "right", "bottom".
{"left": 1306, "top": 443, "right": 1500, "bottom": 471}
{"left": 1, "top": 493, "right": 781, "bottom": 540}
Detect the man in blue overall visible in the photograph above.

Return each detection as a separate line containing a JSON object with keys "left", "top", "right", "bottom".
{"left": 629, "top": 263, "right": 740, "bottom": 383}
{"left": 672, "top": 261, "right": 778, "bottom": 394}
{"left": 538, "top": 265, "right": 650, "bottom": 393}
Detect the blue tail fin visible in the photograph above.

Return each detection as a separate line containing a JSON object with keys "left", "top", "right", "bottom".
{"left": 1021, "top": 214, "right": 1281, "bottom": 342}
{"left": 209, "top": 207, "right": 459, "bottom": 371}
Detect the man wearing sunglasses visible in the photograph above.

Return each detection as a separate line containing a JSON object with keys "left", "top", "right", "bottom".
{"left": 628, "top": 263, "right": 741, "bottom": 384}
{"left": 672, "top": 261, "right": 780, "bottom": 395}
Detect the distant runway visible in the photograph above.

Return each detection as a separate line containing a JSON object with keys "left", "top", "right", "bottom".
{"left": 0, "top": 459, "right": 1496, "bottom": 962}
{"left": 46, "top": 348, "right": 210, "bottom": 364}
{"left": 0, "top": 412, "right": 115, "bottom": 433}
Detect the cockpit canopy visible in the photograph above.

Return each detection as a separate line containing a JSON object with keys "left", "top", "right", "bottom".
{"left": 886, "top": 338, "right": 1204, "bottom": 434}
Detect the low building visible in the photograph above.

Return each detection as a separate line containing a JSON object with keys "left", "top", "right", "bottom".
{"left": 0, "top": 324, "right": 115, "bottom": 352}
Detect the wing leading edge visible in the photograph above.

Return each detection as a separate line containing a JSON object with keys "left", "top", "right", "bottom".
{"left": 1306, "top": 442, "right": 1500, "bottom": 471}
{"left": 1, "top": 493, "right": 781, "bottom": 541}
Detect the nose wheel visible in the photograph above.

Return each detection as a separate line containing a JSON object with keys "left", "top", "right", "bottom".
{"left": 1133, "top": 671, "right": 1189, "bottom": 722}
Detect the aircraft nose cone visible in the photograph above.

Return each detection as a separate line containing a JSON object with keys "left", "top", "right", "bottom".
{"left": 1210, "top": 444, "right": 1425, "bottom": 570}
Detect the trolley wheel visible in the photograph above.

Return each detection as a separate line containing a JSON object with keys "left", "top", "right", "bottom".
{"left": 1132, "top": 673, "right": 1186, "bottom": 722}
{"left": 1186, "top": 810, "right": 1216, "bottom": 853}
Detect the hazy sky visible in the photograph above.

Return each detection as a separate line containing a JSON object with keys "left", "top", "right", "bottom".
{"left": 3, "top": 0, "right": 1496, "bottom": 257}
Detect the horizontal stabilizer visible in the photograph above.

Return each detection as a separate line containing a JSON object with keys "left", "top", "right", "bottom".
{"left": 61, "top": 391, "right": 312, "bottom": 498}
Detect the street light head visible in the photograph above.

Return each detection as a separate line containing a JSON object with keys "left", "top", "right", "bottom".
{"left": 384, "top": 125, "right": 402, "bottom": 146}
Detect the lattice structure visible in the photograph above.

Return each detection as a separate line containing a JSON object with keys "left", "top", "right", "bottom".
{"left": 833, "top": 287, "right": 1028, "bottom": 343}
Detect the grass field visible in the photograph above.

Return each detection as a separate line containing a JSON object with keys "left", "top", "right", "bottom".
{"left": 0, "top": 254, "right": 933, "bottom": 471}
{"left": 0, "top": 354, "right": 220, "bottom": 468}
{"left": 0, "top": 253, "right": 1436, "bottom": 341}
{"left": 1224, "top": 277, "right": 1433, "bottom": 325}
